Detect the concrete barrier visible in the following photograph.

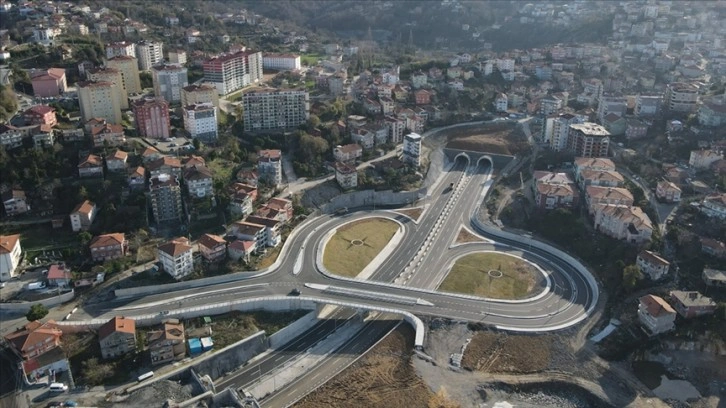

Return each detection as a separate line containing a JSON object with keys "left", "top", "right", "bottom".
{"left": 320, "top": 188, "right": 427, "bottom": 215}
{"left": 1, "top": 290, "right": 75, "bottom": 314}
{"left": 268, "top": 311, "right": 318, "bottom": 349}
{"left": 114, "top": 272, "right": 260, "bottom": 299}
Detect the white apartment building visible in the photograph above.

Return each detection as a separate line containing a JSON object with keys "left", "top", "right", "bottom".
{"left": 665, "top": 82, "right": 699, "bottom": 112}
{"left": 69, "top": 200, "right": 97, "bottom": 232}
{"left": 688, "top": 149, "right": 723, "bottom": 170}
{"left": 636, "top": 250, "right": 670, "bottom": 281}
{"left": 0, "top": 234, "right": 22, "bottom": 281}
{"left": 635, "top": 95, "right": 661, "bottom": 117}
{"left": 242, "top": 89, "right": 309, "bottom": 132}
{"left": 262, "top": 53, "right": 301, "bottom": 71}
{"left": 136, "top": 40, "right": 164, "bottom": 71}
{"left": 183, "top": 103, "right": 217, "bottom": 142}
{"left": 157, "top": 237, "right": 194, "bottom": 280}
{"left": 496, "top": 58, "right": 515, "bottom": 71}
{"left": 77, "top": 80, "right": 122, "bottom": 124}
{"left": 183, "top": 165, "right": 214, "bottom": 198}
{"left": 105, "top": 41, "right": 135, "bottom": 60}
{"left": 152, "top": 64, "right": 188, "bottom": 104}
{"left": 701, "top": 193, "right": 726, "bottom": 220}
{"left": 495, "top": 93, "right": 508, "bottom": 112}
{"left": 597, "top": 95, "right": 627, "bottom": 123}
{"left": 203, "top": 51, "right": 263, "bottom": 95}
{"left": 402, "top": 133, "right": 422, "bottom": 167}
{"left": 258, "top": 149, "right": 282, "bottom": 187}
{"left": 543, "top": 113, "right": 582, "bottom": 151}
{"left": 638, "top": 295, "right": 676, "bottom": 336}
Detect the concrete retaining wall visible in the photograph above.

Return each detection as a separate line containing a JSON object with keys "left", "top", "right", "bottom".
{"left": 114, "top": 272, "right": 260, "bottom": 299}
{"left": 268, "top": 311, "right": 318, "bottom": 349}
{"left": 1, "top": 290, "right": 75, "bottom": 314}
{"left": 320, "top": 188, "right": 427, "bottom": 215}
{"left": 188, "top": 331, "right": 268, "bottom": 381}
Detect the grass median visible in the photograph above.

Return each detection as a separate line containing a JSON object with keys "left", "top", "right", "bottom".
{"left": 323, "top": 218, "right": 399, "bottom": 278}
{"left": 439, "top": 252, "right": 540, "bottom": 299}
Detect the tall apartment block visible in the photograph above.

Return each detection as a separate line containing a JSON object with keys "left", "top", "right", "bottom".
{"left": 152, "top": 64, "right": 188, "bottom": 104}
{"left": 133, "top": 97, "right": 171, "bottom": 139}
{"left": 106, "top": 55, "right": 141, "bottom": 95}
{"left": 544, "top": 113, "right": 583, "bottom": 151}
{"left": 181, "top": 84, "right": 219, "bottom": 108}
{"left": 149, "top": 173, "right": 183, "bottom": 223}
{"left": 665, "top": 82, "right": 699, "bottom": 113}
{"left": 86, "top": 67, "right": 128, "bottom": 109}
{"left": 136, "top": 40, "right": 164, "bottom": 71}
{"left": 567, "top": 122, "right": 610, "bottom": 158}
{"left": 202, "top": 50, "right": 263, "bottom": 95}
{"left": 242, "top": 89, "right": 310, "bottom": 132}
{"left": 257, "top": 149, "right": 282, "bottom": 187}
{"left": 77, "top": 80, "right": 122, "bottom": 125}
{"left": 183, "top": 103, "right": 218, "bottom": 142}
{"left": 105, "top": 41, "right": 135, "bottom": 60}
{"left": 402, "top": 133, "right": 422, "bottom": 167}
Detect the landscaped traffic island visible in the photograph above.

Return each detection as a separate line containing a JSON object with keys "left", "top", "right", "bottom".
{"left": 439, "top": 252, "right": 542, "bottom": 299}
{"left": 323, "top": 218, "right": 399, "bottom": 278}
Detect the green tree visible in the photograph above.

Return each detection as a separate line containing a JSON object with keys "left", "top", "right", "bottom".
{"left": 81, "top": 357, "right": 114, "bottom": 385}
{"left": 622, "top": 264, "right": 642, "bottom": 292}
{"left": 78, "top": 231, "right": 93, "bottom": 247}
{"left": 26, "top": 304, "right": 49, "bottom": 321}
{"left": 139, "top": 72, "right": 153, "bottom": 89}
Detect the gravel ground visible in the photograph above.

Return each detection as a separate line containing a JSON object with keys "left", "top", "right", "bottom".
{"left": 111, "top": 380, "right": 194, "bottom": 407}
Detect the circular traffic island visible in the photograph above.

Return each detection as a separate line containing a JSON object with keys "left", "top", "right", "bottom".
{"left": 323, "top": 218, "right": 400, "bottom": 278}
{"left": 439, "top": 252, "right": 544, "bottom": 300}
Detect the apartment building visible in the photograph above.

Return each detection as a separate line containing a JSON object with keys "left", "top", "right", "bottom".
{"left": 635, "top": 94, "right": 661, "bottom": 117}
{"left": 333, "top": 144, "right": 363, "bottom": 163}
{"left": 636, "top": 250, "right": 670, "bottom": 281}
{"left": 402, "top": 133, "right": 422, "bottom": 167}
{"left": 158, "top": 237, "right": 194, "bottom": 280}
{"left": 69, "top": 200, "right": 97, "bottom": 232}
{"left": 87, "top": 67, "right": 128, "bottom": 109}
{"left": 567, "top": 122, "right": 610, "bottom": 158}
{"left": 665, "top": 82, "right": 699, "bottom": 113}
{"left": 152, "top": 64, "right": 188, "bottom": 104}
{"left": 183, "top": 165, "right": 214, "bottom": 198}
{"left": 384, "top": 116, "right": 406, "bottom": 144}
{"left": 183, "top": 103, "right": 217, "bottom": 142}
{"left": 197, "top": 233, "right": 226, "bottom": 263}
{"left": 688, "top": 149, "right": 723, "bottom": 170}
{"left": 23, "top": 105, "right": 57, "bottom": 127}
{"left": 91, "top": 122, "right": 125, "bottom": 148}
{"left": 105, "top": 41, "right": 135, "bottom": 60}
{"left": 257, "top": 149, "right": 282, "bottom": 187}
{"left": 106, "top": 149, "right": 128, "bottom": 172}
{"left": 596, "top": 94, "right": 627, "bottom": 123}
{"left": 149, "top": 174, "right": 183, "bottom": 223}
{"left": 495, "top": 93, "right": 508, "bottom": 112}
{"left": 593, "top": 204, "right": 653, "bottom": 244}
{"left": 89, "top": 233, "right": 128, "bottom": 262}
{"left": 262, "top": 53, "right": 301, "bottom": 71}
{"left": 147, "top": 321, "right": 186, "bottom": 365}
{"left": 106, "top": 55, "right": 142, "bottom": 95}
{"left": 0, "top": 234, "right": 22, "bottom": 281}
{"left": 242, "top": 89, "right": 310, "bottom": 132}
{"left": 181, "top": 84, "right": 219, "bottom": 108}
{"left": 655, "top": 180, "right": 681, "bottom": 203}
{"left": 334, "top": 161, "right": 358, "bottom": 189}
{"left": 77, "top": 80, "right": 122, "bottom": 124}
{"left": 203, "top": 50, "right": 263, "bottom": 95}
{"left": 31, "top": 68, "right": 67, "bottom": 97}
{"left": 2, "top": 190, "right": 30, "bottom": 217}
{"left": 543, "top": 113, "right": 582, "bottom": 151}
{"left": 133, "top": 97, "right": 171, "bottom": 139}
{"left": 638, "top": 295, "right": 675, "bottom": 336}
{"left": 98, "top": 316, "right": 136, "bottom": 360}
{"left": 135, "top": 40, "right": 164, "bottom": 71}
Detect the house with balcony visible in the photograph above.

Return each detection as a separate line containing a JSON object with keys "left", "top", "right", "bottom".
{"left": 158, "top": 237, "right": 194, "bottom": 280}
{"left": 23, "top": 105, "right": 57, "bottom": 127}
{"left": 98, "top": 316, "right": 136, "bottom": 360}
{"left": 638, "top": 295, "right": 676, "bottom": 336}
{"left": 245, "top": 216, "right": 282, "bottom": 248}
{"left": 106, "top": 150, "right": 128, "bottom": 172}
{"left": 636, "top": 250, "right": 670, "bottom": 280}
{"left": 593, "top": 204, "right": 653, "bottom": 244}
{"left": 228, "top": 239, "right": 256, "bottom": 263}
{"left": 78, "top": 154, "right": 104, "bottom": 178}
{"left": 183, "top": 165, "right": 214, "bottom": 198}
{"left": 2, "top": 190, "right": 30, "bottom": 217}
{"left": 91, "top": 123, "right": 125, "bottom": 147}
{"left": 700, "top": 237, "right": 726, "bottom": 259}
{"left": 333, "top": 144, "right": 362, "bottom": 163}
{"left": 0, "top": 234, "right": 22, "bottom": 281}
{"left": 4, "top": 320, "right": 62, "bottom": 360}
{"left": 230, "top": 189, "right": 255, "bottom": 218}
{"left": 578, "top": 170, "right": 624, "bottom": 189}
{"left": 689, "top": 150, "right": 723, "bottom": 170}
{"left": 197, "top": 233, "right": 226, "bottom": 263}
{"left": 585, "top": 186, "right": 634, "bottom": 214}
{"left": 655, "top": 180, "right": 681, "bottom": 203}
{"left": 89, "top": 233, "right": 128, "bottom": 262}
{"left": 46, "top": 264, "right": 72, "bottom": 287}
{"left": 70, "top": 200, "right": 97, "bottom": 232}
{"left": 147, "top": 321, "right": 186, "bottom": 366}
{"left": 128, "top": 166, "right": 146, "bottom": 189}
{"left": 263, "top": 198, "right": 293, "bottom": 223}
{"left": 146, "top": 156, "right": 182, "bottom": 179}
{"left": 670, "top": 291, "right": 717, "bottom": 318}
{"left": 700, "top": 193, "right": 726, "bottom": 220}
{"left": 229, "top": 221, "right": 265, "bottom": 250}
{"left": 334, "top": 161, "right": 358, "bottom": 190}
{"left": 703, "top": 268, "right": 726, "bottom": 288}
